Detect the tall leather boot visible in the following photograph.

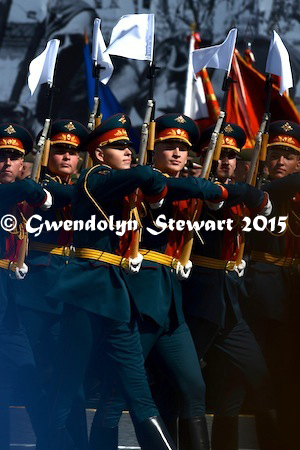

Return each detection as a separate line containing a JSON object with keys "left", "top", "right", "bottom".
{"left": 134, "top": 416, "right": 176, "bottom": 450}
{"left": 178, "top": 416, "right": 210, "bottom": 450}
{"left": 88, "top": 422, "right": 118, "bottom": 450}
{"left": 211, "top": 415, "right": 239, "bottom": 450}
{"left": 255, "top": 409, "right": 283, "bottom": 450}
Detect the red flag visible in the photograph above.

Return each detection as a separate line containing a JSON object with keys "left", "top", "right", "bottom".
{"left": 227, "top": 49, "right": 299, "bottom": 148}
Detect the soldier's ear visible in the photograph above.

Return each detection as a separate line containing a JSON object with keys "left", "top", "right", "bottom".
{"left": 94, "top": 147, "right": 104, "bottom": 163}
{"left": 295, "top": 156, "right": 300, "bottom": 172}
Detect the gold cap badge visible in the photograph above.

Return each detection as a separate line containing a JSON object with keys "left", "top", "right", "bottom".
{"left": 119, "top": 115, "right": 126, "bottom": 124}
{"left": 281, "top": 122, "right": 293, "bottom": 132}
{"left": 224, "top": 124, "right": 234, "bottom": 133}
{"left": 4, "top": 125, "right": 16, "bottom": 135}
{"left": 175, "top": 115, "right": 186, "bottom": 124}
{"left": 65, "top": 122, "right": 76, "bottom": 131}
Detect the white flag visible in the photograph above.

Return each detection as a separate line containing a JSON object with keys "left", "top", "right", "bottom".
{"left": 105, "top": 14, "right": 155, "bottom": 61}
{"left": 92, "top": 18, "right": 113, "bottom": 85}
{"left": 265, "top": 30, "right": 293, "bottom": 95}
{"left": 28, "top": 39, "right": 60, "bottom": 96}
{"left": 184, "top": 34, "right": 208, "bottom": 120}
{"left": 192, "top": 29, "right": 237, "bottom": 74}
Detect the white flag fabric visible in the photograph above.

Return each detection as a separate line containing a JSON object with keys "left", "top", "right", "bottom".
{"left": 28, "top": 39, "right": 60, "bottom": 96}
{"left": 265, "top": 30, "right": 293, "bottom": 95}
{"left": 192, "top": 29, "right": 237, "bottom": 74}
{"left": 184, "top": 34, "right": 208, "bottom": 120}
{"left": 105, "top": 14, "right": 155, "bottom": 61}
{"left": 92, "top": 18, "right": 113, "bottom": 85}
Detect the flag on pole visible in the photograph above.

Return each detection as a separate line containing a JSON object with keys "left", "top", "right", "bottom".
{"left": 83, "top": 34, "right": 140, "bottom": 148}
{"left": 192, "top": 28, "right": 237, "bottom": 74}
{"left": 184, "top": 33, "right": 209, "bottom": 120}
{"left": 226, "top": 49, "right": 299, "bottom": 148}
{"left": 27, "top": 39, "right": 60, "bottom": 96}
{"left": 105, "top": 14, "right": 155, "bottom": 61}
{"left": 92, "top": 18, "right": 113, "bottom": 85}
{"left": 265, "top": 30, "right": 293, "bottom": 95}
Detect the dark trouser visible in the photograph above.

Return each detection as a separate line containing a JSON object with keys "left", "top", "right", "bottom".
{"left": 93, "top": 319, "right": 206, "bottom": 424}
{"left": 48, "top": 304, "right": 158, "bottom": 436}
{"left": 188, "top": 317, "right": 272, "bottom": 415}
{"left": 18, "top": 306, "right": 88, "bottom": 450}
{"left": 0, "top": 321, "right": 48, "bottom": 450}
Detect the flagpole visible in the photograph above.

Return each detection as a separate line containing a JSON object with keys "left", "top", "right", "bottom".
{"left": 32, "top": 80, "right": 57, "bottom": 182}
{"left": 200, "top": 72, "right": 234, "bottom": 180}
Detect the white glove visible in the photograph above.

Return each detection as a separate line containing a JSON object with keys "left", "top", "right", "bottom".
{"left": 234, "top": 259, "right": 246, "bottom": 278}
{"left": 175, "top": 260, "right": 193, "bottom": 280}
{"left": 260, "top": 194, "right": 272, "bottom": 217}
{"left": 11, "top": 263, "right": 29, "bottom": 280}
{"left": 126, "top": 252, "right": 144, "bottom": 274}
{"left": 40, "top": 189, "right": 53, "bottom": 210}
{"left": 149, "top": 198, "right": 165, "bottom": 209}
{"left": 205, "top": 200, "right": 224, "bottom": 210}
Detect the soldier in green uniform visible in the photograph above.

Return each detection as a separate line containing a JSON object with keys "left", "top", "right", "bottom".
{"left": 242, "top": 120, "right": 300, "bottom": 449}
{"left": 89, "top": 113, "right": 234, "bottom": 450}
{"left": 46, "top": 113, "right": 176, "bottom": 450}
{"left": 181, "top": 123, "right": 280, "bottom": 450}
{"left": 0, "top": 124, "right": 52, "bottom": 450}
{"left": 15, "top": 119, "right": 89, "bottom": 450}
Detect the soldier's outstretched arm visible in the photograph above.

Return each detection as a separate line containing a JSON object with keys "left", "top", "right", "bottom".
{"left": 0, "top": 178, "right": 47, "bottom": 207}
{"left": 165, "top": 177, "right": 227, "bottom": 202}
{"left": 264, "top": 173, "right": 300, "bottom": 199}
{"left": 42, "top": 178, "right": 73, "bottom": 208}
{"left": 86, "top": 165, "right": 167, "bottom": 203}
{"left": 225, "top": 182, "right": 271, "bottom": 215}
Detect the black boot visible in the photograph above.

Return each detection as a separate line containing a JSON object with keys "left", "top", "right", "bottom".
{"left": 178, "top": 416, "right": 210, "bottom": 450}
{"left": 211, "top": 415, "right": 238, "bottom": 450}
{"left": 135, "top": 416, "right": 176, "bottom": 450}
{"left": 255, "top": 409, "right": 283, "bottom": 450}
{"left": 88, "top": 422, "right": 118, "bottom": 450}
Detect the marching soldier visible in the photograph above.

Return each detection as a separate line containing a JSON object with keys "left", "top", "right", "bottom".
{"left": 45, "top": 113, "right": 176, "bottom": 450}
{"left": 0, "top": 124, "right": 52, "bottom": 450}
{"left": 15, "top": 119, "right": 89, "bottom": 450}
{"left": 242, "top": 120, "right": 300, "bottom": 449}
{"left": 89, "top": 113, "right": 231, "bottom": 450}
{"left": 181, "top": 123, "right": 281, "bottom": 450}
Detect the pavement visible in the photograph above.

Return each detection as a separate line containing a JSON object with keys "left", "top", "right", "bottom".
{"left": 9, "top": 406, "right": 259, "bottom": 449}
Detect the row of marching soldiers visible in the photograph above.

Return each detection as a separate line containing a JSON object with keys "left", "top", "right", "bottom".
{"left": 0, "top": 112, "right": 299, "bottom": 450}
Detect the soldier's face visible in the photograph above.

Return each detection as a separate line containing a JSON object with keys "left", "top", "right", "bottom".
{"left": 0, "top": 150, "right": 23, "bottom": 183}
{"left": 267, "top": 146, "right": 300, "bottom": 179}
{"left": 48, "top": 145, "right": 79, "bottom": 179}
{"left": 96, "top": 144, "right": 133, "bottom": 170}
{"left": 154, "top": 140, "right": 189, "bottom": 177}
{"left": 217, "top": 149, "right": 237, "bottom": 182}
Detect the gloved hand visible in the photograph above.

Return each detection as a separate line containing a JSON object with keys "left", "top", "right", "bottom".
{"left": 175, "top": 260, "right": 193, "bottom": 280}
{"left": 10, "top": 263, "right": 28, "bottom": 280}
{"left": 234, "top": 259, "right": 246, "bottom": 277}
{"left": 205, "top": 200, "right": 224, "bottom": 210}
{"left": 40, "top": 189, "right": 53, "bottom": 210}
{"left": 125, "top": 252, "right": 144, "bottom": 274}
{"left": 149, "top": 198, "right": 165, "bottom": 209}
{"left": 260, "top": 194, "right": 272, "bottom": 217}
